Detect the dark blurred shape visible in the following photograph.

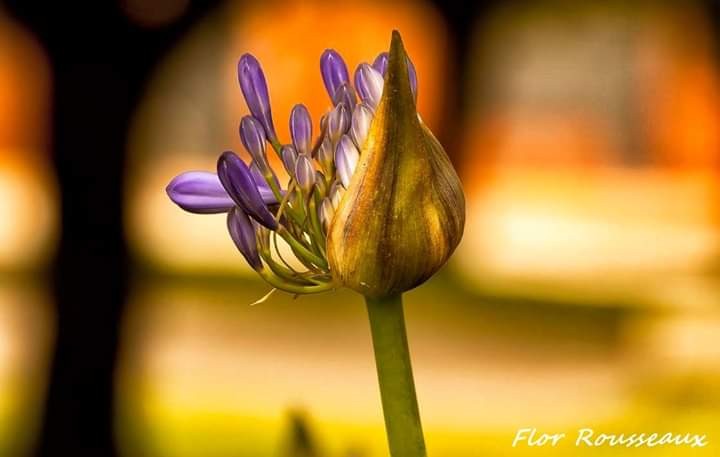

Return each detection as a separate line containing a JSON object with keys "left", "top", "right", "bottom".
{"left": 283, "top": 410, "right": 321, "bottom": 457}
{"left": 120, "top": 0, "right": 190, "bottom": 28}
{"left": 0, "top": 279, "right": 55, "bottom": 457}
{"left": 3, "top": 1, "right": 224, "bottom": 456}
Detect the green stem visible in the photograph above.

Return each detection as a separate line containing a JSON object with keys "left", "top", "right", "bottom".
{"left": 365, "top": 294, "right": 427, "bottom": 457}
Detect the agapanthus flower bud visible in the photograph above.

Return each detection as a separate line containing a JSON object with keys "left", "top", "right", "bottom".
{"left": 166, "top": 171, "right": 234, "bottom": 214}
{"left": 332, "top": 83, "right": 357, "bottom": 109}
{"left": 327, "top": 103, "right": 350, "bottom": 144}
{"left": 280, "top": 144, "right": 298, "bottom": 176}
{"left": 239, "top": 116, "right": 268, "bottom": 167}
{"left": 295, "top": 154, "right": 316, "bottom": 193}
{"left": 290, "top": 104, "right": 312, "bottom": 155}
{"left": 320, "top": 49, "right": 350, "bottom": 101}
{"left": 350, "top": 103, "right": 373, "bottom": 149}
{"left": 354, "top": 63, "right": 384, "bottom": 109}
{"left": 327, "top": 31, "right": 465, "bottom": 298}
{"left": 227, "top": 207, "right": 262, "bottom": 270}
{"left": 238, "top": 54, "right": 278, "bottom": 144}
{"left": 217, "top": 151, "right": 278, "bottom": 230}
{"left": 167, "top": 31, "right": 457, "bottom": 303}
{"left": 335, "top": 134, "right": 359, "bottom": 188}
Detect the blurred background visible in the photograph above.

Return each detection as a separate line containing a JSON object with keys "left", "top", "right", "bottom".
{"left": 1, "top": 0, "right": 719, "bottom": 456}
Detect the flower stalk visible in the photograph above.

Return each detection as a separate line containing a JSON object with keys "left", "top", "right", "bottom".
{"left": 366, "top": 294, "right": 426, "bottom": 457}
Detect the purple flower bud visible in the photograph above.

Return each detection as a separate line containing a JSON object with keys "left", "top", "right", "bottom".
{"left": 239, "top": 116, "right": 267, "bottom": 167}
{"left": 227, "top": 207, "right": 262, "bottom": 270}
{"left": 329, "top": 181, "right": 345, "bottom": 209}
{"left": 217, "top": 151, "right": 278, "bottom": 230}
{"left": 335, "top": 135, "right": 359, "bottom": 188}
{"left": 319, "top": 197, "right": 334, "bottom": 232}
{"left": 332, "top": 83, "right": 357, "bottom": 109}
{"left": 317, "top": 136, "right": 334, "bottom": 174}
{"left": 354, "top": 63, "right": 384, "bottom": 109}
{"left": 320, "top": 49, "right": 350, "bottom": 102}
{"left": 166, "top": 171, "right": 234, "bottom": 214}
{"left": 238, "top": 54, "right": 278, "bottom": 143}
{"left": 290, "top": 104, "right": 313, "bottom": 155}
{"left": 280, "top": 144, "right": 298, "bottom": 176}
{"left": 327, "top": 103, "right": 350, "bottom": 143}
{"left": 372, "top": 52, "right": 388, "bottom": 75}
{"left": 373, "top": 51, "right": 417, "bottom": 100}
{"left": 249, "top": 160, "right": 281, "bottom": 205}
{"left": 295, "top": 154, "right": 316, "bottom": 193}
{"left": 351, "top": 103, "right": 373, "bottom": 149}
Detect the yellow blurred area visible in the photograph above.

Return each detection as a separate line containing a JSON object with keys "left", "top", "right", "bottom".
{"left": 125, "top": 0, "right": 448, "bottom": 274}
{"left": 116, "top": 278, "right": 720, "bottom": 456}
{"left": 0, "top": 158, "right": 59, "bottom": 271}
{"left": 0, "top": 281, "right": 54, "bottom": 456}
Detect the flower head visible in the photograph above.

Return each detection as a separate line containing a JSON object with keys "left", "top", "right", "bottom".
{"left": 166, "top": 31, "right": 464, "bottom": 298}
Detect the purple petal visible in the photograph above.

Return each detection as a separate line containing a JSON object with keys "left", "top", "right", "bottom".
{"left": 239, "top": 116, "right": 268, "bottom": 169}
{"left": 290, "top": 104, "right": 312, "bottom": 155}
{"left": 372, "top": 52, "right": 388, "bottom": 75}
{"left": 320, "top": 50, "right": 350, "bottom": 101}
{"left": 166, "top": 171, "right": 234, "bottom": 214}
{"left": 354, "top": 63, "right": 384, "bottom": 109}
{"left": 238, "top": 54, "right": 278, "bottom": 143}
{"left": 351, "top": 103, "right": 373, "bottom": 149}
{"left": 332, "top": 83, "right": 357, "bottom": 109}
{"left": 227, "top": 207, "right": 262, "bottom": 270}
{"left": 335, "top": 135, "right": 359, "bottom": 188}
{"left": 217, "top": 151, "right": 278, "bottom": 230}
{"left": 294, "top": 154, "right": 315, "bottom": 193}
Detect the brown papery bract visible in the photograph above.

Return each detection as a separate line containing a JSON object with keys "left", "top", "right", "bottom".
{"left": 328, "top": 31, "right": 465, "bottom": 299}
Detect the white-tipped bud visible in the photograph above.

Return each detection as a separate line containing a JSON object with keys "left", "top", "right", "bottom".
{"left": 327, "top": 103, "right": 350, "bottom": 144}
{"left": 354, "top": 63, "right": 384, "bottom": 109}
{"left": 335, "top": 134, "right": 359, "bottom": 188}
{"left": 295, "top": 153, "right": 316, "bottom": 193}
{"left": 351, "top": 103, "right": 374, "bottom": 150}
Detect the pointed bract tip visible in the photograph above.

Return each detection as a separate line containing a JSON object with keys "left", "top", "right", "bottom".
{"left": 385, "top": 31, "right": 414, "bottom": 108}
